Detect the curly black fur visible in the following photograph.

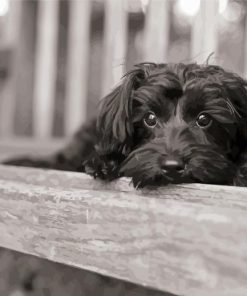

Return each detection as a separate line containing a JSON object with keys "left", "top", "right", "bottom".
{"left": 5, "top": 62, "right": 247, "bottom": 188}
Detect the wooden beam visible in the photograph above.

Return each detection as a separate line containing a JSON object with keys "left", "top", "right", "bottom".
{"left": 0, "top": 165, "right": 246, "bottom": 296}
{"left": 64, "top": 0, "right": 91, "bottom": 136}
{"left": 191, "top": 0, "right": 219, "bottom": 63}
{"left": 143, "top": 0, "right": 170, "bottom": 62}
{"left": 101, "top": 0, "right": 128, "bottom": 96}
{"left": 33, "top": 0, "right": 59, "bottom": 138}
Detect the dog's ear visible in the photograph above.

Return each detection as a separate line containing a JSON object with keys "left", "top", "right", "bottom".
{"left": 206, "top": 66, "right": 247, "bottom": 117}
{"left": 218, "top": 70, "right": 247, "bottom": 143}
{"left": 223, "top": 74, "right": 247, "bottom": 116}
{"left": 97, "top": 64, "right": 152, "bottom": 155}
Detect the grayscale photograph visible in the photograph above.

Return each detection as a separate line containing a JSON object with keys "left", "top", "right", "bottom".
{"left": 0, "top": 0, "right": 246, "bottom": 295}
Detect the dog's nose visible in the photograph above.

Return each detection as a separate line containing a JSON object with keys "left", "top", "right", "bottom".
{"left": 161, "top": 158, "right": 184, "bottom": 174}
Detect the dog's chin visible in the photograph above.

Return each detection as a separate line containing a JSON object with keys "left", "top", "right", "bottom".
{"left": 120, "top": 148, "right": 236, "bottom": 188}
{"left": 122, "top": 164, "right": 234, "bottom": 189}
{"left": 119, "top": 152, "right": 193, "bottom": 188}
{"left": 128, "top": 170, "right": 194, "bottom": 188}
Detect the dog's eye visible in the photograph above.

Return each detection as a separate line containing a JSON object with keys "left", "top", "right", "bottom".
{"left": 143, "top": 112, "right": 157, "bottom": 128}
{"left": 196, "top": 113, "right": 212, "bottom": 128}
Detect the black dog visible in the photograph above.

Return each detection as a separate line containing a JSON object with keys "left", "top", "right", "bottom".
{"left": 5, "top": 62, "right": 247, "bottom": 188}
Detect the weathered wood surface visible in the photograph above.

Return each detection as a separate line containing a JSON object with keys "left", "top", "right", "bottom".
{"left": 0, "top": 165, "right": 246, "bottom": 296}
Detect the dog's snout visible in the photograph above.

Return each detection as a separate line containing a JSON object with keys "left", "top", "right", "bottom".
{"left": 161, "top": 158, "right": 185, "bottom": 174}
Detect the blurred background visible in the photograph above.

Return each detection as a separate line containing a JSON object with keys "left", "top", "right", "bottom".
{"left": 0, "top": 0, "right": 247, "bottom": 294}
{"left": 0, "top": 0, "right": 247, "bottom": 140}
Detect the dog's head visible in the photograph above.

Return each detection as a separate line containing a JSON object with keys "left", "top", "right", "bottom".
{"left": 97, "top": 63, "right": 247, "bottom": 187}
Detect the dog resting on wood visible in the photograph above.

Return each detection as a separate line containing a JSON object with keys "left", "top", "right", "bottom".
{"left": 4, "top": 62, "right": 247, "bottom": 188}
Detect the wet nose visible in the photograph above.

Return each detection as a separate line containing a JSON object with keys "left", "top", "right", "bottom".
{"left": 161, "top": 158, "right": 184, "bottom": 174}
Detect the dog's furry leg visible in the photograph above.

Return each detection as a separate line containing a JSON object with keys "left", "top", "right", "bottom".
{"left": 83, "top": 152, "right": 123, "bottom": 180}
{"left": 3, "top": 119, "right": 123, "bottom": 180}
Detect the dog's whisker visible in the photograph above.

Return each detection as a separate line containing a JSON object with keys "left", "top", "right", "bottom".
{"left": 134, "top": 181, "right": 142, "bottom": 189}
{"left": 161, "top": 173, "right": 174, "bottom": 182}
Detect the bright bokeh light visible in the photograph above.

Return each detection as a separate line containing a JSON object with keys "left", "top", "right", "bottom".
{"left": 140, "top": 0, "right": 149, "bottom": 13}
{"left": 219, "top": 0, "right": 228, "bottom": 14}
{"left": 127, "top": 0, "right": 149, "bottom": 13}
{"left": 139, "top": 0, "right": 229, "bottom": 17}
{"left": 0, "top": 0, "right": 9, "bottom": 17}
{"left": 175, "top": 0, "right": 201, "bottom": 17}
{"left": 140, "top": 0, "right": 149, "bottom": 7}
{"left": 222, "top": 1, "right": 244, "bottom": 22}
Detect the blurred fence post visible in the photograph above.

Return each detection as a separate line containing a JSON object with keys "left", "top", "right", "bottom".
{"left": 0, "top": 0, "right": 22, "bottom": 137}
{"left": 33, "top": 0, "right": 59, "bottom": 138}
{"left": 101, "top": 0, "right": 128, "bottom": 97}
{"left": 244, "top": 10, "right": 247, "bottom": 78}
{"left": 64, "top": 0, "right": 91, "bottom": 136}
{"left": 143, "top": 0, "right": 170, "bottom": 63}
{"left": 191, "top": 0, "right": 218, "bottom": 63}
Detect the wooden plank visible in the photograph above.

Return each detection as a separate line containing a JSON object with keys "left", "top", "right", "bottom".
{"left": 0, "top": 165, "right": 246, "bottom": 296}
{"left": 0, "top": 0, "right": 22, "bottom": 136}
{"left": 191, "top": 0, "right": 219, "bottom": 63}
{"left": 0, "top": 250, "right": 168, "bottom": 296}
{"left": 143, "top": 0, "right": 170, "bottom": 62}
{"left": 64, "top": 0, "right": 91, "bottom": 136}
{"left": 33, "top": 0, "right": 59, "bottom": 138}
{"left": 101, "top": 0, "right": 128, "bottom": 96}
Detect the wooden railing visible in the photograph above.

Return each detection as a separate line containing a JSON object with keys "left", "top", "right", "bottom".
{"left": 0, "top": 165, "right": 246, "bottom": 295}
{"left": 0, "top": 0, "right": 235, "bottom": 139}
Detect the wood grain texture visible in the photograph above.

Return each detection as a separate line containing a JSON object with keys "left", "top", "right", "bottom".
{"left": 0, "top": 165, "right": 246, "bottom": 296}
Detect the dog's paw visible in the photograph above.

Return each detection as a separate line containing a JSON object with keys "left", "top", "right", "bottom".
{"left": 83, "top": 155, "right": 120, "bottom": 181}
